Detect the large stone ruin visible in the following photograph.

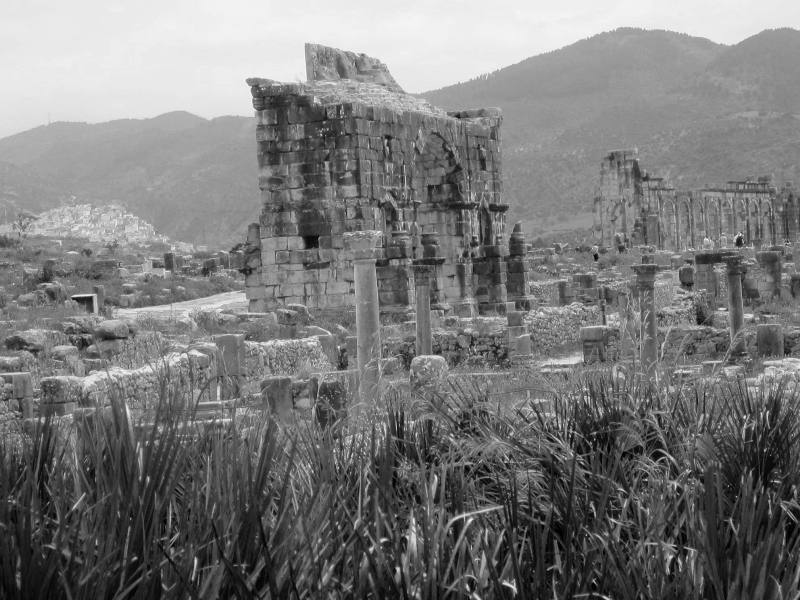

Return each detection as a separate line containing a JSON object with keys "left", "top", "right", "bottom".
{"left": 243, "top": 43, "right": 528, "bottom": 316}
{"left": 593, "top": 149, "right": 798, "bottom": 251}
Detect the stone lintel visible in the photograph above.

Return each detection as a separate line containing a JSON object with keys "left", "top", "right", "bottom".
{"left": 413, "top": 257, "right": 445, "bottom": 267}
{"left": 446, "top": 201, "right": 479, "bottom": 210}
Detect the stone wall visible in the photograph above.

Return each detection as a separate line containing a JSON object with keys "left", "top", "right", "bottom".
{"left": 245, "top": 44, "right": 507, "bottom": 316}
{"left": 38, "top": 337, "right": 335, "bottom": 416}
{"left": 526, "top": 304, "right": 601, "bottom": 354}
{"left": 244, "top": 338, "right": 332, "bottom": 381}
{"left": 386, "top": 303, "right": 602, "bottom": 367}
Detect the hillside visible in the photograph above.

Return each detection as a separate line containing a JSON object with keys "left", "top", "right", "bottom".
{"left": 1, "top": 27, "right": 800, "bottom": 242}
{"left": 0, "top": 112, "right": 257, "bottom": 247}
{"left": 424, "top": 27, "right": 800, "bottom": 233}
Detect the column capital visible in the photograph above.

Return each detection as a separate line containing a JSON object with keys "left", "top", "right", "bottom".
{"left": 344, "top": 230, "right": 382, "bottom": 260}
{"left": 631, "top": 264, "right": 659, "bottom": 289}
{"left": 411, "top": 262, "right": 435, "bottom": 285}
{"left": 722, "top": 254, "right": 746, "bottom": 275}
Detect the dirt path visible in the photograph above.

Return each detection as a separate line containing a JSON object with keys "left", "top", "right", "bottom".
{"left": 113, "top": 291, "right": 248, "bottom": 322}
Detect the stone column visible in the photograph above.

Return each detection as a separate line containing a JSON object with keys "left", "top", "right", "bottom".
{"left": 631, "top": 264, "right": 659, "bottom": 377}
{"left": 412, "top": 263, "right": 433, "bottom": 357}
{"left": 790, "top": 273, "right": 800, "bottom": 299}
{"left": 92, "top": 285, "right": 105, "bottom": 314}
{"left": 647, "top": 214, "right": 661, "bottom": 249}
{"left": 507, "top": 310, "right": 532, "bottom": 364}
{"left": 723, "top": 255, "right": 747, "bottom": 356}
{"left": 344, "top": 231, "right": 382, "bottom": 403}
{"left": 787, "top": 197, "right": 799, "bottom": 243}
{"left": 1, "top": 372, "right": 33, "bottom": 419}
{"left": 581, "top": 326, "right": 609, "bottom": 363}
{"left": 678, "top": 263, "right": 695, "bottom": 291}
{"left": 212, "top": 334, "right": 245, "bottom": 399}
{"left": 694, "top": 251, "right": 721, "bottom": 308}
{"left": 755, "top": 250, "right": 782, "bottom": 301}
{"left": 506, "top": 222, "right": 536, "bottom": 310}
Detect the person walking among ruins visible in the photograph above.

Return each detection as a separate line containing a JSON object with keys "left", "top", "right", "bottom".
{"left": 734, "top": 231, "right": 744, "bottom": 249}
{"left": 591, "top": 244, "right": 599, "bottom": 262}
{"left": 703, "top": 236, "right": 714, "bottom": 250}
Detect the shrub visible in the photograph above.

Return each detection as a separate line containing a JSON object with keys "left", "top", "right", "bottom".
{"left": 3, "top": 369, "right": 800, "bottom": 596}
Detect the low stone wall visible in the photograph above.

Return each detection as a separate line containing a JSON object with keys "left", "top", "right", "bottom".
{"left": 529, "top": 279, "right": 560, "bottom": 306}
{"left": 386, "top": 324, "right": 509, "bottom": 368}
{"left": 244, "top": 337, "right": 333, "bottom": 381}
{"left": 526, "top": 303, "right": 601, "bottom": 354}
{"left": 44, "top": 344, "right": 219, "bottom": 413}
{"left": 386, "top": 303, "right": 602, "bottom": 367}
{"left": 38, "top": 336, "right": 335, "bottom": 416}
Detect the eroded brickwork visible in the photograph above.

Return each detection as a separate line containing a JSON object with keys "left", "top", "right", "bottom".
{"left": 244, "top": 44, "right": 508, "bottom": 315}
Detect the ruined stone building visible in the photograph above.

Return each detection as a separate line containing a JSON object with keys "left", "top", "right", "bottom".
{"left": 593, "top": 149, "right": 798, "bottom": 250}
{"left": 242, "top": 44, "right": 533, "bottom": 315}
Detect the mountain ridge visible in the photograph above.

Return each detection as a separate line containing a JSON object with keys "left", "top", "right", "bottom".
{"left": 1, "top": 27, "right": 799, "bottom": 243}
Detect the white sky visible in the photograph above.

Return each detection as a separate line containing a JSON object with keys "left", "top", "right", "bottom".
{"left": 1, "top": 0, "right": 799, "bottom": 138}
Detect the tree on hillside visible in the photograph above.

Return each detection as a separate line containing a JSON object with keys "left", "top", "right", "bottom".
{"left": 12, "top": 212, "right": 35, "bottom": 247}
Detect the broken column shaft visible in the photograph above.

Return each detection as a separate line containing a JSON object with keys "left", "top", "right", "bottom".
{"left": 412, "top": 263, "right": 433, "bottom": 356}
{"left": 723, "top": 255, "right": 747, "bottom": 356}
{"left": 345, "top": 231, "right": 382, "bottom": 403}
{"left": 631, "top": 264, "right": 659, "bottom": 377}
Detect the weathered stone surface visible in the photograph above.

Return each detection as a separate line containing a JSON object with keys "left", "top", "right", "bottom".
{"left": 757, "top": 323, "right": 784, "bottom": 357}
{"left": 245, "top": 44, "right": 504, "bottom": 315}
{"left": 94, "top": 320, "right": 131, "bottom": 340}
{"left": 0, "top": 354, "right": 35, "bottom": 373}
{"left": 40, "top": 376, "right": 84, "bottom": 405}
{"left": 409, "top": 355, "right": 448, "bottom": 391}
{"left": 304, "top": 43, "right": 404, "bottom": 92}
{"left": 5, "top": 329, "right": 61, "bottom": 354}
{"left": 95, "top": 339, "right": 125, "bottom": 356}
{"left": 261, "top": 376, "right": 293, "bottom": 418}
{"left": 51, "top": 345, "right": 79, "bottom": 361}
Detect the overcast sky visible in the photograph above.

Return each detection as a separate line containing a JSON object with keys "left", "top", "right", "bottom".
{"left": 1, "top": 0, "right": 799, "bottom": 138}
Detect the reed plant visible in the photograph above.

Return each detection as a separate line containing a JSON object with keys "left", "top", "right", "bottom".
{"left": 3, "top": 367, "right": 800, "bottom": 597}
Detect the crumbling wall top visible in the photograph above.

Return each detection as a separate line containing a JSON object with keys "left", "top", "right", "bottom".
{"left": 304, "top": 43, "right": 404, "bottom": 93}
{"left": 246, "top": 44, "right": 502, "bottom": 123}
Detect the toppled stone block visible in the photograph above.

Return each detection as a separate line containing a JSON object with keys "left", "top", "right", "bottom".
{"left": 51, "top": 345, "right": 79, "bottom": 361}
{"left": 315, "top": 378, "right": 348, "bottom": 429}
{"left": 96, "top": 339, "right": 125, "bottom": 357}
{"left": 94, "top": 320, "right": 131, "bottom": 341}
{"left": 286, "top": 303, "right": 313, "bottom": 325}
{"left": 410, "top": 355, "right": 448, "bottom": 391}
{"left": 261, "top": 376, "right": 293, "bottom": 418}
{"left": 40, "top": 375, "right": 84, "bottom": 405}
{"left": 5, "top": 329, "right": 50, "bottom": 354}
{"left": 757, "top": 323, "right": 784, "bottom": 358}
{"left": 0, "top": 354, "right": 35, "bottom": 373}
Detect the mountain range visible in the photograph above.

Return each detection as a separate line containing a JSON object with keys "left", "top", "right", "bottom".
{"left": 1, "top": 27, "right": 799, "bottom": 245}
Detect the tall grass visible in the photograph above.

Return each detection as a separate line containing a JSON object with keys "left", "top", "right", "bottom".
{"left": 3, "top": 370, "right": 800, "bottom": 597}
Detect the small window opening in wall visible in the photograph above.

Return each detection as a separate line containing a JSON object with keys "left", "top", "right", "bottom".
{"left": 303, "top": 235, "right": 320, "bottom": 249}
